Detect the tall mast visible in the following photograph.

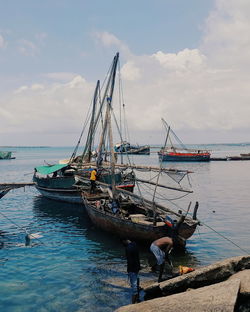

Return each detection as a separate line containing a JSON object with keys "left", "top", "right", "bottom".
{"left": 69, "top": 80, "right": 100, "bottom": 164}
{"left": 107, "top": 98, "right": 116, "bottom": 194}
{"left": 96, "top": 52, "right": 119, "bottom": 167}
{"left": 82, "top": 80, "right": 100, "bottom": 162}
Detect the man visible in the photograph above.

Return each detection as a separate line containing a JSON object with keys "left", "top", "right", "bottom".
{"left": 121, "top": 239, "right": 141, "bottom": 304}
{"left": 150, "top": 236, "right": 173, "bottom": 283}
{"left": 90, "top": 168, "right": 97, "bottom": 193}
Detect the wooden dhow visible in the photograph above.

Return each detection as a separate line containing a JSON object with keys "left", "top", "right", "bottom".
{"left": 80, "top": 53, "right": 199, "bottom": 247}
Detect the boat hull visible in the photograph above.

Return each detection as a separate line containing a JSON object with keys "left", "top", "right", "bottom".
{"left": 84, "top": 201, "right": 197, "bottom": 245}
{"left": 85, "top": 203, "right": 169, "bottom": 242}
{"left": 33, "top": 175, "right": 134, "bottom": 204}
{"left": 159, "top": 152, "right": 210, "bottom": 162}
{"left": 35, "top": 185, "right": 83, "bottom": 203}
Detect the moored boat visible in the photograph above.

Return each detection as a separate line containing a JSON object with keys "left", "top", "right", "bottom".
{"left": 158, "top": 149, "right": 211, "bottom": 162}
{"left": 114, "top": 142, "right": 150, "bottom": 155}
{"left": 80, "top": 54, "right": 199, "bottom": 247}
{"left": 158, "top": 119, "right": 211, "bottom": 162}
{"left": 33, "top": 53, "right": 136, "bottom": 203}
{"left": 82, "top": 185, "right": 198, "bottom": 247}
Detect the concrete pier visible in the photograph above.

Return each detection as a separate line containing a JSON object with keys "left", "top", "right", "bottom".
{"left": 115, "top": 255, "right": 250, "bottom": 312}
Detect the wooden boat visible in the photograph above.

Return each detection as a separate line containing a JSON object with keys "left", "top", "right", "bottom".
{"left": 80, "top": 53, "right": 199, "bottom": 247}
{"left": 239, "top": 153, "right": 250, "bottom": 160}
{"left": 82, "top": 182, "right": 198, "bottom": 247}
{"left": 33, "top": 54, "right": 136, "bottom": 203}
{"left": 33, "top": 164, "right": 134, "bottom": 204}
{"left": 158, "top": 119, "right": 211, "bottom": 162}
{"left": 158, "top": 149, "right": 211, "bottom": 162}
{"left": 114, "top": 142, "right": 150, "bottom": 155}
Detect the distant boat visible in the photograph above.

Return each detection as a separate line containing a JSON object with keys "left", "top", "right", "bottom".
{"left": 0, "top": 151, "right": 15, "bottom": 160}
{"left": 114, "top": 141, "right": 150, "bottom": 155}
{"left": 240, "top": 153, "right": 250, "bottom": 158}
{"left": 158, "top": 119, "right": 211, "bottom": 162}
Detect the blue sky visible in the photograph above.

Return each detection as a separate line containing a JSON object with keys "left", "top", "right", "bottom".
{"left": 1, "top": 0, "right": 250, "bottom": 146}
{"left": 0, "top": 1, "right": 213, "bottom": 88}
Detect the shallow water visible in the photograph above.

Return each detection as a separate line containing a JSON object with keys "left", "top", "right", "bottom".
{"left": 0, "top": 145, "right": 250, "bottom": 311}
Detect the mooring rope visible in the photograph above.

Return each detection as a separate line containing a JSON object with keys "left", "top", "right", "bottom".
{"left": 0, "top": 210, "right": 45, "bottom": 245}
{"left": 199, "top": 221, "right": 250, "bottom": 255}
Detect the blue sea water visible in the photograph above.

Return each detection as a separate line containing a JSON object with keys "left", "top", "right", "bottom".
{"left": 0, "top": 144, "right": 250, "bottom": 311}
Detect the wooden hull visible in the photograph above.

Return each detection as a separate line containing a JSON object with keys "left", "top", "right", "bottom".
{"left": 159, "top": 152, "right": 210, "bottom": 162}
{"left": 34, "top": 175, "right": 134, "bottom": 204}
{"left": 84, "top": 200, "right": 198, "bottom": 246}
{"left": 35, "top": 185, "right": 83, "bottom": 204}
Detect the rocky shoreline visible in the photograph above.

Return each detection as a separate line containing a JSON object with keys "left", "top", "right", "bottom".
{"left": 115, "top": 255, "right": 250, "bottom": 312}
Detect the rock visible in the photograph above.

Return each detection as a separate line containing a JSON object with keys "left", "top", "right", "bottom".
{"left": 229, "top": 269, "right": 250, "bottom": 296}
{"left": 115, "top": 279, "right": 240, "bottom": 312}
{"left": 144, "top": 255, "right": 250, "bottom": 300}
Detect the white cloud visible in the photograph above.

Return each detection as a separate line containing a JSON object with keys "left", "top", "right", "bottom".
{"left": 121, "top": 62, "right": 141, "bottom": 81}
{"left": 45, "top": 72, "right": 78, "bottom": 82}
{"left": 152, "top": 49, "right": 207, "bottom": 72}
{"left": 201, "top": 0, "right": 250, "bottom": 69}
{"left": 0, "top": 76, "right": 95, "bottom": 141}
{"left": 18, "top": 39, "right": 38, "bottom": 56}
{"left": 14, "top": 86, "right": 29, "bottom": 94}
{"left": 94, "top": 31, "right": 131, "bottom": 57}
{"left": 2, "top": 1, "right": 250, "bottom": 145}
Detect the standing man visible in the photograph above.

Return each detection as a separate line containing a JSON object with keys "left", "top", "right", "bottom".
{"left": 121, "top": 239, "right": 141, "bottom": 304}
{"left": 150, "top": 236, "right": 173, "bottom": 283}
{"left": 90, "top": 168, "right": 97, "bottom": 193}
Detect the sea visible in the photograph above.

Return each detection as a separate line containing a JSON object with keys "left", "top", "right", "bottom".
{"left": 0, "top": 144, "right": 250, "bottom": 312}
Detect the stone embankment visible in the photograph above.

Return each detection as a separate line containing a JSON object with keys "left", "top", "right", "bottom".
{"left": 116, "top": 255, "right": 250, "bottom": 312}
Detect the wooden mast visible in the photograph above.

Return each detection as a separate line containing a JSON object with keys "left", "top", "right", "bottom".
{"left": 82, "top": 80, "right": 100, "bottom": 162}
{"left": 96, "top": 53, "right": 119, "bottom": 168}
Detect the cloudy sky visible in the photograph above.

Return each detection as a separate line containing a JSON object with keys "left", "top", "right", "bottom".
{"left": 0, "top": 0, "right": 250, "bottom": 146}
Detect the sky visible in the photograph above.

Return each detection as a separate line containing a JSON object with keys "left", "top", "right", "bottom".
{"left": 1, "top": 0, "right": 250, "bottom": 146}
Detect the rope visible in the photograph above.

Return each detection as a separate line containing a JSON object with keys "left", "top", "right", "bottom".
{"left": 199, "top": 221, "right": 250, "bottom": 255}
{"left": 0, "top": 210, "right": 45, "bottom": 245}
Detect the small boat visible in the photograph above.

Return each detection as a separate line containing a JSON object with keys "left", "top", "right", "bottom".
{"left": 240, "top": 153, "right": 250, "bottom": 159}
{"left": 0, "top": 151, "right": 15, "bottom": 160}
{"left": 158, "top": 119, "right": 211, "bottom": 162}
{"left": 33, "top": 164, "right": 134, "bottom": 204}
{"left": 114, "top": 142, "right": 150, "bottom": 155}
{"left": 158, "top": 149, "right": 211, "bottom": 162}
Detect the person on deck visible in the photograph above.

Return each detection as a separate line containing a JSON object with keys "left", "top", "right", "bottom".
{"left": 90, "top": 168, "right": 97, "bottom": 194}
{"left": 121, "top": 239, "right": 141, "bottom": 304}
{"left": 150, "top": 236, "right": 173, "bottom": 283}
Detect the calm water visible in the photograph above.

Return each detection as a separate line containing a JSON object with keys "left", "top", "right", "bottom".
{"left": 0, "top": 144, "right": 250, "bottom": 311}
